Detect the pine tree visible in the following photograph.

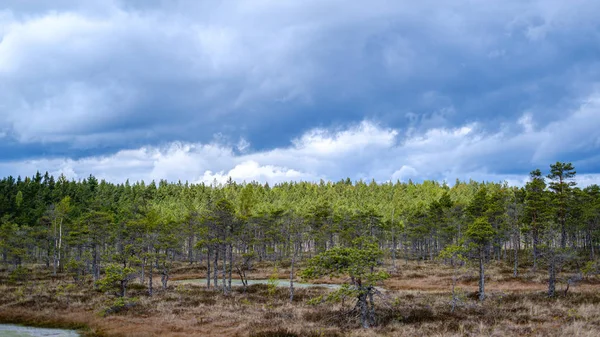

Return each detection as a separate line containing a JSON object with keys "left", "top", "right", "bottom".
{"left": 547, "top": 162, "right": 576, "bottom": 249}
{"left": 301, "top": 238, "right": 388, "bottom": 328}
{"left": 525, "top": 169, "right": 549, "bottom": 271}
{"left": 465, "top": 217, "right": 495, "bottom": 301}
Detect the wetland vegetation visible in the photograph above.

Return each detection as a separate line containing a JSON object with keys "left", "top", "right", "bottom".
{"left": 1, "top": 162, "right": 600, "bottom": 336}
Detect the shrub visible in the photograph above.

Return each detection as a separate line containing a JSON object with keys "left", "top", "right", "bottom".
{"left": 102, "top": 297, "right": 138, "bottom": 316}
{"left": 9, "top": 266, "right": 29, "bottom": 284}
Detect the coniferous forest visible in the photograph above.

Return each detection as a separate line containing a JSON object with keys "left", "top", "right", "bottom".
{"left": 2, "top": 162, "right": 600, "bottom": 336}
{"left": 4, "top": 0, "right": 600, "bottom": 335}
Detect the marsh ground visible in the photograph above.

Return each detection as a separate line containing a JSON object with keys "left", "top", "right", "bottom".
{"left": 1, "top": 261, "right": 599, "bottom": 337}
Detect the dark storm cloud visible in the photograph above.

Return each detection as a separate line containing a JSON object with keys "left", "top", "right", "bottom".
{"left": 1, "top": 0, "right": 599, "bottom": 183}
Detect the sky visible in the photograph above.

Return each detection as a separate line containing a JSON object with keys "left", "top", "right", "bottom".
{"left": 1, "top": 0, "right": 600, "bottom": 186}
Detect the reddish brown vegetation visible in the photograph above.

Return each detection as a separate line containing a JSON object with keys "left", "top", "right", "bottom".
{"left": 1, "top": 262, "right": 600, "bottom": 336}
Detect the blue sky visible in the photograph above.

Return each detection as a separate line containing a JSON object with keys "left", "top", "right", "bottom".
{"left": 1, "top": 0, "right": 600, "bottom": 185}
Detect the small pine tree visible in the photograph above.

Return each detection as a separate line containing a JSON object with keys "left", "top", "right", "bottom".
{"left": 301, "top": 238, "right": 388, "bottom": 328}
{"left": 465, "top": 217, "right": 495, "bottom": 301}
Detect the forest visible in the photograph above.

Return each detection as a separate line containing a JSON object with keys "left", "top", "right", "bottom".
{"left": 1, "top": 161, "right": 600, "bottom": 336}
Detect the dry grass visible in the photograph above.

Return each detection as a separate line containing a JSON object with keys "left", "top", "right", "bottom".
{"left": 1, "top": 261, "right": 600, "bottom": 336}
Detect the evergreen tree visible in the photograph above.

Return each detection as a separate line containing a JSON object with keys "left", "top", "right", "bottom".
{"left": 547, "top": 162, "right": 576, "bottom": 249}
{"left": 525, "top": 169, "right": 549, "bottom": 271}
{"left": 465, "top": 217, "right": 495, "bottom": 301}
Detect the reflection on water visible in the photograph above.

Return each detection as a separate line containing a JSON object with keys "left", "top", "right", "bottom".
{"left": 0, "top": 324, "right": 79, "bottom": 337}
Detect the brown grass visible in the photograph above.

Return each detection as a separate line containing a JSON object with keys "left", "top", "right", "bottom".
{"left": 1, "top": 261, "right": 600, "bottom": 336}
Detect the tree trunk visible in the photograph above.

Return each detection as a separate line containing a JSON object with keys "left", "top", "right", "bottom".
{"left": 161, "top": 251, "right": 170, "bottom": 291}
{"left": 560, "top": 212, "right": 567, "bottom": 249}
{"left": 221, "top": 243, "right": 227, "bottom": 294}
{"left": 548, "top": 251, "right": 556, "bottom": 297}
{"left": 451, "top": 266, "right": 458, "bottom": 312}
{"left": 391, "top": 209, "right": 397, "bottom": 271}
{"left": 53, "top": 221, "right": 58, "bottom": 276}
{"left": 290, "top": 244, "right": 296, "bottom": 303}
{"left": 479, "top": 247, "right": 485, "bottom": 301}
{"left": 140, "top": 256, "right": 146, "bottom": 284}
{"left": 367, "top": 287, "right": 376, "bottom": 327}
{"left": 513, "top": 235, "right": 519, "bottom": 277}
{"left": 228, "top": 243, "right": 233, "bottom": 292}
{"left": 591, "top": 233, "right": 596, "bottom": 261}
{"left": 58, "top": 218, "right": 63, "bottom": 271}
{"left": 213, "top": 245, "right": 219, "bottom": 290}
{"left": 358, "top": 287, "right": 369, "bottom": 329}
{"left": 513, "top": 232, "right": 519, "bottom": 277}
{"left": 188, "top": 234, "right": 194, "bottom": 264}
{"left": 207, "top": 246, "right": 211, "bottom": 289}
{"left": 92, "top": 244, "right": 100, "bottom": 285}
{"left": 45, "top": 240, "right": 51, "bottom": 268}
{"left": 392, "top": 232, "right": 397, "bottom": 271}
{"left": 403, "top": 233, "right": 409, "bottom": 265}
{"left": 148, "top": 258, "right": 153, "bottom": 296}
{"left": 532, "top": 226, "right": 539, "bottom": 271}
{"left": 161, "top": 267, "right": 168, "bottom": 290}
{"left": 120, "top": 279, "right": 127, "bottom": 298}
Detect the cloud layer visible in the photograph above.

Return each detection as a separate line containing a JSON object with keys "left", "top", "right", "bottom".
{"left": 3, "top": 93, "right": 599, "bottom": 186}
{"left": 1, "top": 1, "right": 600, "bottom": 184}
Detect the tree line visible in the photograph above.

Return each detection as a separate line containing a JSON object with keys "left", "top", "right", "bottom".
{"left": 1, "top": 162, "right": 599, "bottom": 309}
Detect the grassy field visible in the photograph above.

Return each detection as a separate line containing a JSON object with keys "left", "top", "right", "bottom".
{"left": 1, "top": 261, "right": 600, "bottom": 336}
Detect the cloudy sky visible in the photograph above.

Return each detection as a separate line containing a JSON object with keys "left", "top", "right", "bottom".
{"left": 1, "top": 0, "right": 600, "bottom": 186}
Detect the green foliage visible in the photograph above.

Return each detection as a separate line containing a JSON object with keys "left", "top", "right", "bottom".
{"left": 465, "top": 217, "right": 495, "bottom": 246}
{"left": 301, "top": 238, "right": 387, "bottom": 284}
{"left": 97, "top": 264, "right": 137, "bottom": 297}
{"left": 267, "top": 268, "right": 279, "bottom": 298}
{"left": 0, "top": 220, "right": 33, "bottom": 267}
{"left": 302, "top": 238, "right": 388, "bottom": 328}
{"left": 582, "top": 260, "right": 600, "bottom": 277}
{"left": 102, "top": 297, "right": 139, "bottom": 316}
{"left": 438, "top": 243, "right": 467, "bottom": 263}
{"left": 65, "top": 258, "right": 85, "bottom": 281}
{"left": 306, "top": 295, "right": 325, "bottom": 306}
{"left": 57, "top": 283, "right": 78, "bottom": 295}
{"left": 15, "top": 191, "right": 23, "bottom": 208}
{"left": 8, "top": 265, "right": 29, "bottom": 284}
{"left": 0, "top": 163, "right": 597, "bottom": 307}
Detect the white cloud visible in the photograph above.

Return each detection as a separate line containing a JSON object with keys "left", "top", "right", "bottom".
{"left": 2, "top": 0, "right": 599, "bottom": 147}
{"left": 1, "top": 91, "right": 599, "bottom": 186}
{"left": 532, "top": 94, "right": 600, "bottom": 162}
{"left": 0, "top": 3, "right": 317, "bottom": 142}
{"left": 1, "top": 0, "right": 600, "bottom": 185}
{"left": 575, "top": 174, "right": 600, "bottom": 188}
{"left": 236, "top": 138, "right": 250, "bottom": 153}
{"left": 518, "top": 113, "right": 534, "bottom": 133}
{"left": 292, "top": 121, "right": 397, "bottom": 156}
{"left": 201, "top": 160, "right": 312, "bottom": 185}
{"left": 391, "top": 166, "right": 418, "bottom": 182}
